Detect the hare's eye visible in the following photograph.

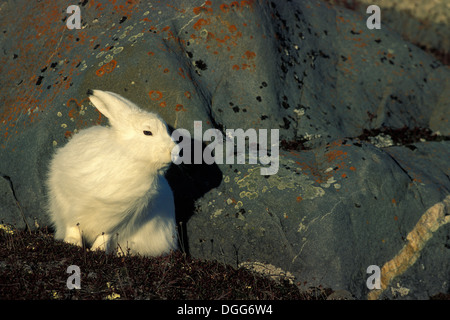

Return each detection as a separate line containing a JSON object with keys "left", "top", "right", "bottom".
{"left": 143, "top": 130, "right": 153, "bottom": 136}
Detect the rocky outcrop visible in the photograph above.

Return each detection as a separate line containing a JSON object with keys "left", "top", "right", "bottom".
{"left": 327, "top": 0, "right": 450, "bottom": 61}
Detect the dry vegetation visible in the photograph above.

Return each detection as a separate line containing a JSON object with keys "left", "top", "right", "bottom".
{"left": 0, "top": 227, "right": 331, "bottom": 300}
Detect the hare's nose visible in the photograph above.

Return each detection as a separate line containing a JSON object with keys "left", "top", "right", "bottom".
{"left": 170, "top": 143, "right": 180, "bottom": 163}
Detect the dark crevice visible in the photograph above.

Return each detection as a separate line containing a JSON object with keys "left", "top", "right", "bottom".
{"left": 0, "top": 174, "right": 31, "bottom": 232}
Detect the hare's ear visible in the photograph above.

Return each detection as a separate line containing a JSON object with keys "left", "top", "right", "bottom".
{"left": 87, "top": 89, "right": 117, "bottom": 121}
{"left": 87, "top": 89, "right": 138, "bottom": 126}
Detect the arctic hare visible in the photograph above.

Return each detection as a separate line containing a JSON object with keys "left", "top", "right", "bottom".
{"left": 47, "top": 89, "right": 178, "bottom": 256}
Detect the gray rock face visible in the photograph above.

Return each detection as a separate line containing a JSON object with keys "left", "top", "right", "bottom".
{"left": 0, "top": 0, "right": 448, "bottom": 299}
{"left": 327, "top": 0, "right": 450, "bottom": 58}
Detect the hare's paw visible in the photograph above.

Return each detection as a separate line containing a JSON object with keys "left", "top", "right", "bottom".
{"left": 91, "top": 233, "right": 110, "bottom": 252}
{"left": 64, "top": 237, "right": 82, "bottom": 246}
{"left": 64, "top": 226, "right": 83, "bottom": 247}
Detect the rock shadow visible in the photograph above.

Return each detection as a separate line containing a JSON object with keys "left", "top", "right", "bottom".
{"left": 165, "top": 127, "right": 223, "bottom": 255}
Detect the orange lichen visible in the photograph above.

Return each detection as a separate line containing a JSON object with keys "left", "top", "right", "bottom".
{"left": 96, "top": 60, "right": 117, "bottom": 77}
{"left": 220, "top": 4, "right": 230, "bottom": 13}
{"left": 295, "top": 160, "right": 331, "bottom": 184}
{"left": 64, "top": 131, "right": 73, "bottom": 139}
{"left": 243, "top": 51, "right": 256, "bottom": 59}
{"left": 148, "top": 90, "right": 163, "bottom": 101}
{"left": 66, "top": 97, "right": 101, "bottom": 129}
{"left": 175, "top": 104, "right": 186, "bottom": 112}
{"left": 228, "top": 25, "right": 237, "bottom": 33}
{"left": 178, "top": 67, "right": 186, "bottom": 79}
{"left": 193, "top": 18, "right": 210, "bottom": 31}
{"left": 216, "top": 35, "right": 231, "bottom": 43}
{"left": 193, "top": 6, "right": 213, "bottom": 15}
{"left": 325, "top": 150, "right": 347, "bottom": 162}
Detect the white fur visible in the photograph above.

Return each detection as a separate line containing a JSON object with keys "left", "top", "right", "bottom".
{"left": 47, "top": 90, "right": 178, "bottom": 256}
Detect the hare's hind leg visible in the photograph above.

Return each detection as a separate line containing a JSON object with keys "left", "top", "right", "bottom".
{"left": 91, "top": 233, "right": 111, "bottom": 252}
{"left": 64, "top": 225, "right": 83, "bottom": 247}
